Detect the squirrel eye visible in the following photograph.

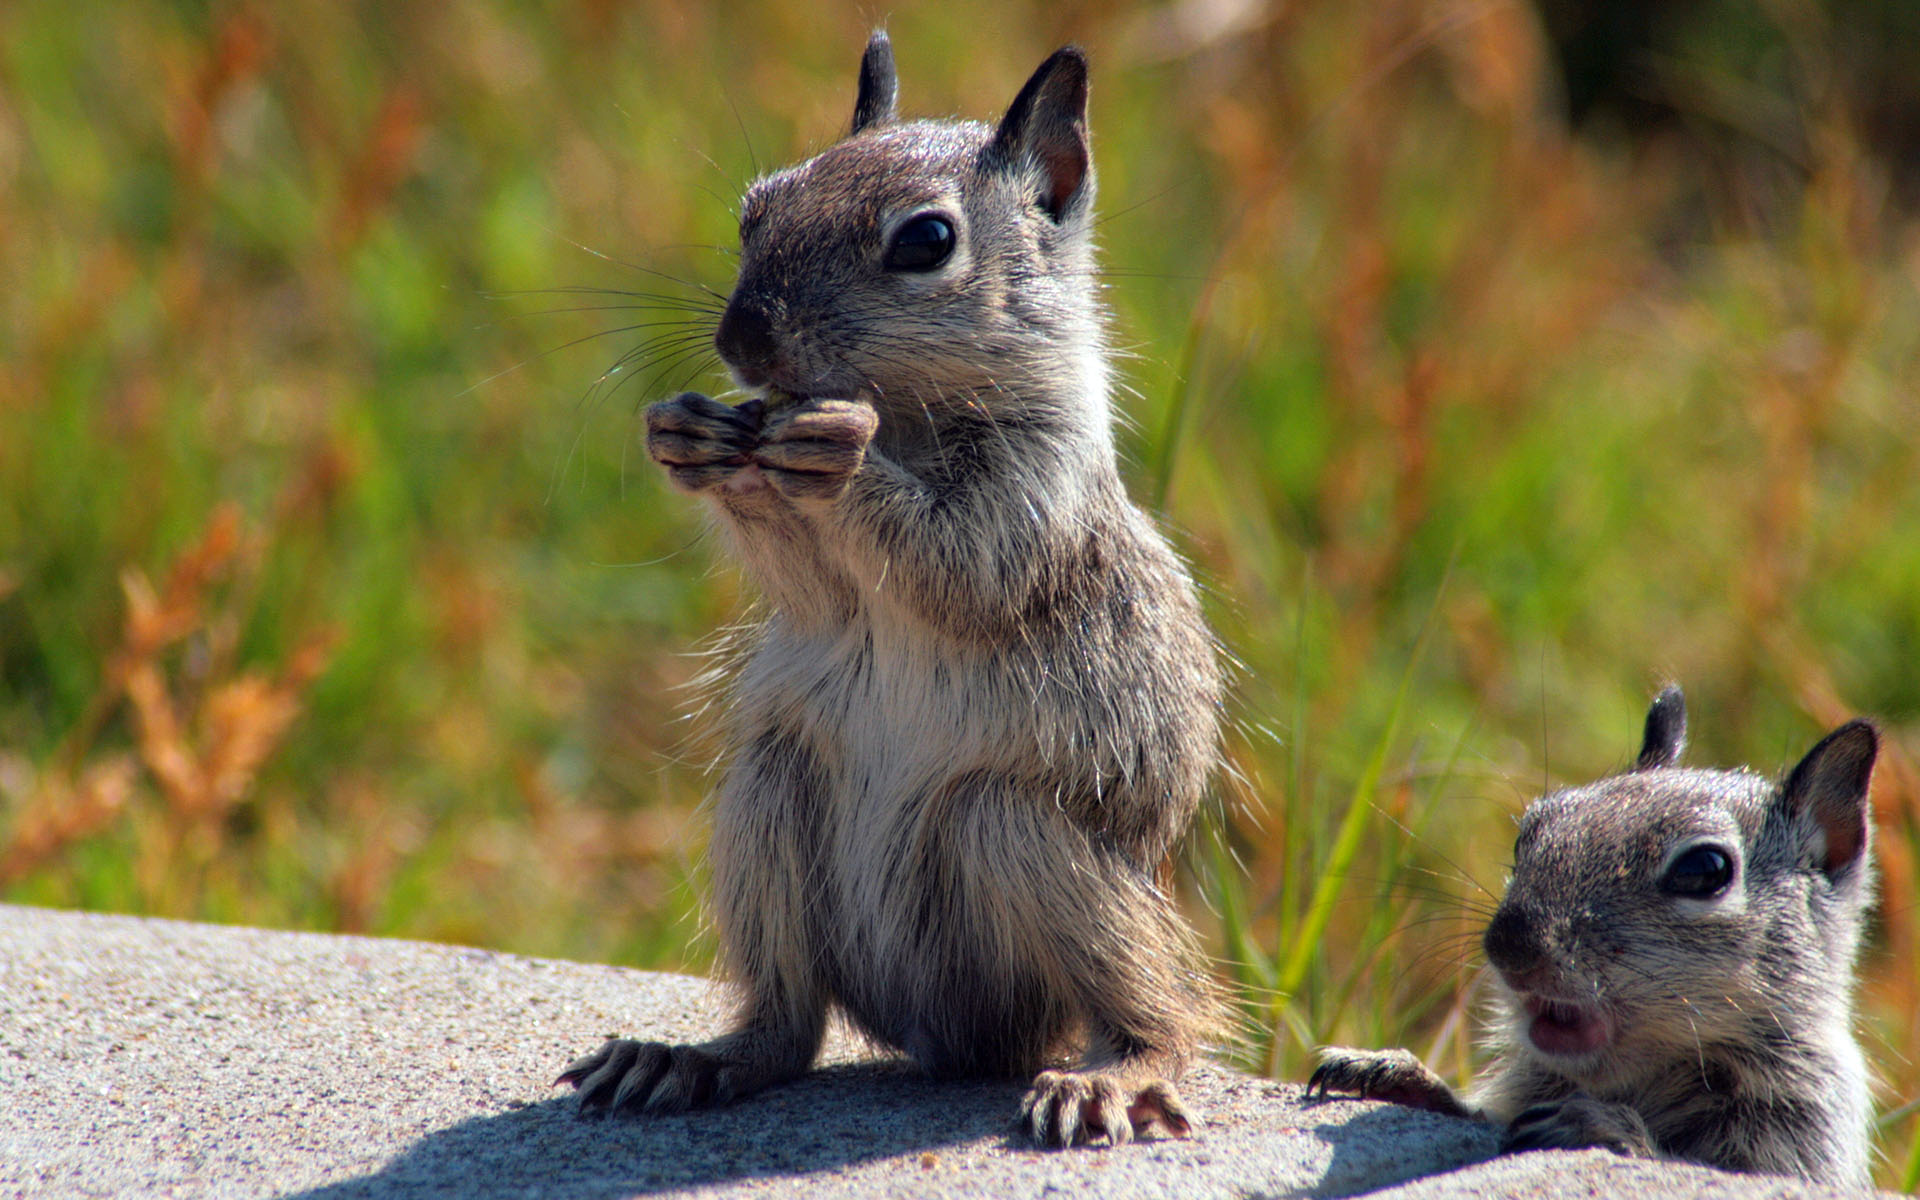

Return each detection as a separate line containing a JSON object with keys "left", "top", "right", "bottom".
{"left": 885, "top": 214, "right": 955, "bottom": 271}
{"left": 1663, "top": 844, "right": 1734, "bottom": 897}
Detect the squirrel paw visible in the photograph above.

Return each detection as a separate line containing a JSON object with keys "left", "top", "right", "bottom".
{"left": 751, "top": 399, "right": 878, "bottom": 502}
{"left": 1018, "top": 1069, "right": 1195, "bottom": 1148}
{"left": 645, "top": 392, "right": 760, "bottom": 493}
{"left": 556, "top": 1037, "right": 736, "bottom": 1115}
{"left": 1502, "top": 1095, "right": 1653, "bottom": 1158}
{"left": 1305, "top": 1047, "right": 1471, "bottom": 1117}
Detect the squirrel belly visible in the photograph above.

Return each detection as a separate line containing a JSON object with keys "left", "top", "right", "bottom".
{"left": 713, "top": 490, "right": 1217, "bottom": 1079}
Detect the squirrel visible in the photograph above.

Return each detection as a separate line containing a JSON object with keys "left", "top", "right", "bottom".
{"left": 556, "top": 33, "right": 1224, "bottom": 1148}
{"left": 1306, "top": 686, "right": 1878, "bottom": 1188}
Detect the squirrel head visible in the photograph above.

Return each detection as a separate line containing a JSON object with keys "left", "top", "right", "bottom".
{"left": 1482, "top": 686, "right": 1877, "bottom": 1089}
{"left": 713, "top": 33, "right": 1109, "bottom": 436}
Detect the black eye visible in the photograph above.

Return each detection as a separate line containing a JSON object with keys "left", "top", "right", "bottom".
{"left": 1663, "top": 845, "right": 1734, "bottom": 897}
{"left": 885, "top": 214, "right": 955, "bottom": 271}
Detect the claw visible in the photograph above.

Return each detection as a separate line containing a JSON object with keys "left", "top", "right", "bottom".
{"left": 554, "top": 1039, "right": 619, "bottom": 1092}
{"left": 576, "top": 1040, "right": 643, "bottom": 1109}
{"left": 1127, "top": 1080, "right": 1193, "bottom": 1138}
{"left": 1090, "top": 1078, "right": 1133, "bottom": 1146}
{"left": 608, "top": 1042, "right": 670, "bottom": 1110}
{"left": 1304, "top": 1062, "right": 1333, "bottom": 1100}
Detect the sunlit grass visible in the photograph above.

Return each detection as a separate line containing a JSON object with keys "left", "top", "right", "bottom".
{"left": 1, "top": 0, "right": 1916, "bottom": 1183}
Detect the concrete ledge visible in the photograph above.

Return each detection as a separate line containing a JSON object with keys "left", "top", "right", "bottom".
{"left": 0, "top": 905, "right": 1880, "bottom": 1198}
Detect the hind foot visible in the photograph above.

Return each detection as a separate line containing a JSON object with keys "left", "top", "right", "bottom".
{"left": 556, "top": 1038, "right": 746, "bottom": 1115}
{"left": 1018, "top": 1069, "right": 1195, "bottom": 1148}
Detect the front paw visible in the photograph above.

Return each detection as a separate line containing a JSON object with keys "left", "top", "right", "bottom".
{"left": 1305, "top": 1047, "right": 1471, "bottom": 1117}
{"left": 645, "top": 392, "right": 760, "bottom": 493}
{"left": 751, "top": 399, "right": 878, "bottom": 502}
{"left": 1018, "top": 1069, "right": 1194, "bottom": 1148}
{"left": 1502, "top": 1095, "right": 1652, "bottom": 1158}
{"left": 557, "top": 1037, "right": 735, "bottom": 1115}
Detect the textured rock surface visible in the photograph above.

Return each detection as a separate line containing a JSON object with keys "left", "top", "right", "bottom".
{"left": 0, "top": 905, "right": 1884, "bottom": 1198}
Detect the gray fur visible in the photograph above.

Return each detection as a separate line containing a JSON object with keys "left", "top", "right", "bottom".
{"left": 562, "top": 38, "right": 1224, "bottom": 1148}
{"left": 1310, "top": 688, "right": 1877, "bottom": 1188}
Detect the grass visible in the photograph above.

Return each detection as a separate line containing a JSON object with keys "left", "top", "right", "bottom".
{"left": 1, "top": 0, "right": 1916, "bottom": 1186}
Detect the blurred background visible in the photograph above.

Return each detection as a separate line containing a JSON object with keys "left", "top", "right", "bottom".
{"left": 1, "top": 0, "right": 1916, "bottom": 1183}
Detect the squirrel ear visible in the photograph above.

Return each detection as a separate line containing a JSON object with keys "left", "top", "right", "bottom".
{"left": 991, "top": 46, "right": 1091, "bottom": 222}
{"left": 1633, "top": 685, "right": 1686, "bottom": 770}
{"left": 850, "top": 30, "right": 898, "bottom": 135}
{"left": 1779, "top": 720, "right": 1877, "bottom": 880}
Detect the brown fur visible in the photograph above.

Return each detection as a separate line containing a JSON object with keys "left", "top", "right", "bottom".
{"left": 559, "top": 34, "right": 1224, "bottom": 1148}
{"left": 1308, "top": 687, "right": 1877, "bottom": 1188}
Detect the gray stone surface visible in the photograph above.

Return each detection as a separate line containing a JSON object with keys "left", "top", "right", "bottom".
{"left": 0, "top": 904, "right": 1889, "bottom": 1198}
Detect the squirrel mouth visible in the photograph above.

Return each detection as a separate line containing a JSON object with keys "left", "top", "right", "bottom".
{"left": 1522, "top": 995, "right": 1612, "bottom": 1057}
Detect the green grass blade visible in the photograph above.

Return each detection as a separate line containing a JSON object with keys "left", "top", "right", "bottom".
{"left": 1272, "top": 560, "right": 1451, "bottom": 1009}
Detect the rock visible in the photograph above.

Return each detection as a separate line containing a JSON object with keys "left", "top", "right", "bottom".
{"left": 0, "top": 905, "right": 1882, "bottom": 1198}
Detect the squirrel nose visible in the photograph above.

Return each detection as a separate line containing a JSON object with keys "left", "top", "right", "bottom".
{"left": 1482, "top": 903, "right": 1546, "bottom": 975}
{"left": 715, "top": 294, "right": 780, "bottom": 381}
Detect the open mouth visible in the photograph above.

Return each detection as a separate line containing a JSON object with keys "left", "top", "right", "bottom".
{"left": 1522, "top": 995, "right": 1612, "bottom": 1057}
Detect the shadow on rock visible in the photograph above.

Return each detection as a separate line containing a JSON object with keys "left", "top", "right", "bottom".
{"left": 276, "top": 1062, "right": 1028, "bottom": 1199}
{"left": 1300, "top": 1100, "right": 1499, "bottom": 1198}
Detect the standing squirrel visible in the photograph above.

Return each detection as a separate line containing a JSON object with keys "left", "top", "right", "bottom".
{"left": 1308, "top": 687, "right": 1878, "bottom": 1188}
{"left": 558, "top": 34, "right": 1223, "bottom": 1147}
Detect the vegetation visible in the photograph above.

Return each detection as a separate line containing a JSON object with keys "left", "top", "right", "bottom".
{"left": 2, "top": 0, "right": 1914, "bottom": 1184}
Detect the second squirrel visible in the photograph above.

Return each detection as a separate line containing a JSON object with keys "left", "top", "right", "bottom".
{"left": 1308, "top": 687, "right": 1878, "bottom": 1188}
